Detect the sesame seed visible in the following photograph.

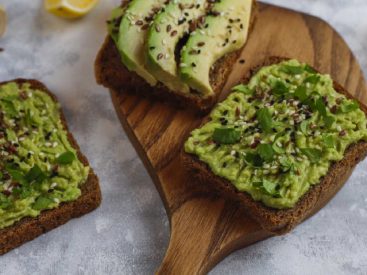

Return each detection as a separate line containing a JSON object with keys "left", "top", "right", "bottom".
{"left": 157, "top": 53, "right": 164, "bottom": 60}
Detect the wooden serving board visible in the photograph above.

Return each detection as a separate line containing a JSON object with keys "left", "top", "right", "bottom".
{"left": 110, "top": 3, "right": 367, "bottom": 274}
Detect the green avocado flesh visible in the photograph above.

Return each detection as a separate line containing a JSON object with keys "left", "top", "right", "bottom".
{"left": 185, "top": 59, "right": 367, "bottom": 209}
{"left": 108, "top": 0, "right": 167, "bottom": 87}
{"left": 146, "top": 0, "right": 207, "bottom": 94}
{"left": 180, "top": 0, "right": 253, "bottom": 97}
{"left": 108, "top": 0, "right": 253, "bottom": 96}
{"left": 0, "top": 82, "right": 89, "bottom": 229}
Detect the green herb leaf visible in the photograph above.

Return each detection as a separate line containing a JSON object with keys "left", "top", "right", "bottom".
{"left": 272, "top": 81, "right": 288, "bottom": 96}
{"left": 2, "top": 101, "right": 17, "bottom": 117}
{"left": 300, "top": 120, "right": 309, "bottom": 135}
{"left": 282, "top": 65, "right": 304, "bottom": 75}
{"left": 272, "top": 142, "right": 285, "bottom": 154}
{"left": 32, "top": 196, "right": 54, "bottom": 211}
{"left": 304, "top": 64, "right": 316, "bottom": 73}
{"left": 0, "top": 193, "right": 11, "bottom": 209}
{"left": 300, "top": 148, "right": 323, "bottom": 163}
{"left": 254, "top": 180, "right": 279, "bottom": 196}
{"left": 323, "top": 135, "right": 336, "bottom": 148}
{"left": 257, "top": 144, "right": 274, "bottom": 162}
{"left": 279, "top": 156, "right": 294, "bottom": 172}
{"left": 232, "top": 84, "right": 253, "bottom": 95}
{"left": 25, "top": 165, "right": 47, "bottom": 183}
{"left": 315, "top": 97, "right": 327, "bottom": 117}
{"left": 256, "top": 108, "right": 273, "bottom": 133}
{"left": 323, "top": 115, "right": 335, "bottom": 128}
{"left": 294, "top": 85, "right": 307, "bottom": 102}
{"left": 244, "top": 152, "right": 264, "bottom": 167}
{"left": 56, "top": 151, "right": 76, "bottom": 165}
{"left": 304, "top": 75, "right": 320, "bottom": 84}
{"left": 339, "top": 100, "right": 359, "bottom": 113}
{"left": 5, "top": 166, "right": 25, "bottom": 184}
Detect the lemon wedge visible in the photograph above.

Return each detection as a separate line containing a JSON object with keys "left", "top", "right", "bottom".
{"left": 0, "top": 5, "right": 6, "bottom": 37}
{"left": 45, "top": 0, "right": 99, "bottom": 19}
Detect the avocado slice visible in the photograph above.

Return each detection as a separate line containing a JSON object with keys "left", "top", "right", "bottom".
{"left": 146, "top": 0, "right": 208, "bottom": 94}
{"left": 179, "top": 0, "right": 253, "bottom": 97}
{"left": 107, "top": 7, "right": 124, "bottom": 43}
{"left": 108, "top": 1, "right": 167, "bottom": 87}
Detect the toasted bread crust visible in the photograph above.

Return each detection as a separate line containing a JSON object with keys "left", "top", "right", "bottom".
{"left": 182, "top": 57, "right": 367, "bottom": 234}
{"left": 0, "top": 79, "right": 101, "bottom": 255}
{"left": 94, "top": 1, "right": 258, "bottom": 113}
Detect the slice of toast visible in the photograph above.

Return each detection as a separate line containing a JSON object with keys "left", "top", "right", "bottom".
{"left": 182, "top": 57, "right": 367, "bottom": 234}
{"left": 0, "top": 79, "right": 101, "bottom": 255}
{"left": 94, "top": 1, "right": 258, "bottom": 113}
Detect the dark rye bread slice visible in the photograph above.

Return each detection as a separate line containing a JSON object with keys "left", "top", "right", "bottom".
{"left": 94, "top": 0, "right": 258, "bottom": 113}
{"left": 0, "top": 79, "right": 101, "bottom": 255}
{"left": 182, "top": 57, "right": 367, "bottom": 234}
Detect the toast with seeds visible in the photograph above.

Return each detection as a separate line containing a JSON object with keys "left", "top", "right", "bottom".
{"left": 95, "top": 0, "right": 257, "bottom": 112}
{"left": 0, "top": 79, "right": 101, "bottom": 255}
{"left": 182, "top": 57, "right": 367, "bottom": 234}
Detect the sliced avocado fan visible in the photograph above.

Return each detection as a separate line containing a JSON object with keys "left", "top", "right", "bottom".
{"left": 180, "top": 0, "right": 253, "bottom": 97}
{"left": 146, "top": 0, "right": 208, "bottom": 94}
{"left": 108, "top": 0, "right": 167, "bottom": 87}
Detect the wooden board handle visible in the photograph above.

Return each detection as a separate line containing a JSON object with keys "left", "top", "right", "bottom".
{"left": 156, "top": 198, "right": 270, "bottom": 275}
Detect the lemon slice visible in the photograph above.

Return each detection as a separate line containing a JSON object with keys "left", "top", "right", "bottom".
{"left": 0, "top": 5, "right": 6, "bottom": 37}
{"left": 45, "top": 0, "right": 99, "bottom": 19}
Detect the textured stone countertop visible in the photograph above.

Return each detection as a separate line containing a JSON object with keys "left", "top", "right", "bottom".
{"left": 0, "top": 0, "right": 366, "bottom": 274}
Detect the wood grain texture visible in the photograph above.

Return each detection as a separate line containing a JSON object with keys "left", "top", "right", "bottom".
{"left": 109, "top": 3, "right": 367, "bottom": 274}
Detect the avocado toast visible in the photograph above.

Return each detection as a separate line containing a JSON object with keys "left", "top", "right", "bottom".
{"left": 0, "top": 79, "right": 101, "bottom": 255}
{"left": 95, "top": 0, "right": 257, "bottom": 112}
{"left": 182, "top": 57, "right": 367, "bottom": 234}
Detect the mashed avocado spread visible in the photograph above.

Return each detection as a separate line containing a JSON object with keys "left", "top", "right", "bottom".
{"left": 185, "top": 59, "right": 367, "bottom": 209}
{"left": 0, "top": 82, "right": 89, "bottom": 229}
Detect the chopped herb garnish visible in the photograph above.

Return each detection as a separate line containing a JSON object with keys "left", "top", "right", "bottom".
{"left": 304, "top": 74, "right": 320, "bottom": 84}
{"left": 254, "top": 180, "right": 279, "bottom": 196}
{"left": 232, "top": 84, "right": 253, "bottom": 95}
{"left": 212, "top": 127, "right": 241, "bottom": 144}
{"left": 323, "top": 135, "right": 336, "bottom": 148}
{"left": 315, "top": 97, "right": 327, "bottom": 117}
{"left": 282, "top": 65, "right": 304, "bottom": 75}
{"left": 32, "top": 196, "right": 54, "bottom": 211}
{"left": 323, "top": 115, "right": 335, "bottom": 128}
{"left": 257, "top": 144, "right": 274, "bottom": 162}
{"left": 338, "top": 100, "right": 359, "bottom": 113}
{"left": 256, "top": 108, "right": 273, "bottom": 133}
{"left": 25, "top": 165, "right": 47, "bottom": 183}
{"left": 56, "top": 151, "right": 76, "bottom": 165}
{"left": 300, "top": 120, "right": 309, "bottom": 135}
{"left": 272, "top": 81, "right": 288, "bottom": 96}
{"left": 304, "top": 64, "right": 316, "bottom": 73}
{"left": 300, "top": 148, "right": 323, "bottom": 163}
{"left": 294, "top": 85, "right": 307, "bottom": 102}
{"left": 244, "top": 152, "right": 263, "bottom": 167}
